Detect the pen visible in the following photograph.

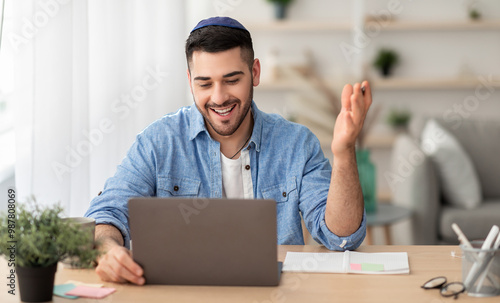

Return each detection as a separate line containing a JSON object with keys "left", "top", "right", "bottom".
{"left": 361, "top": 86, "right": 366, "bottom": 96}
{"left": 451, "top": 223, "right": 473, "bottom": 249}
{"left": 479, "top": 225, "right": 499, "bottom": 257}
{"left": 494, "top": 232, "right": 500, "bottom": 250}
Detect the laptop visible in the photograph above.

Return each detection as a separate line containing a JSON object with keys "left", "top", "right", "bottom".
{"left": 128, "top": 197, "right": 282, "bottom": 286}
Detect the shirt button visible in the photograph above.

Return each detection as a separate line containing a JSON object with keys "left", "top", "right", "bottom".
{"left": 173, "top": 186, "right": 179, "bottom": 191}
{"left": 282, "top": 192, "right": 287, "bottom": 198}
{"left": 245, "top": 165, "right": 251, "bottom": 170}
{"left": 247, "top": 145, "right": 251, "bottom": 150}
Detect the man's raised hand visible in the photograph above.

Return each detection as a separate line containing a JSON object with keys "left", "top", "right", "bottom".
{"left": 331, "top": 81, "right": 372, "bottom": 158}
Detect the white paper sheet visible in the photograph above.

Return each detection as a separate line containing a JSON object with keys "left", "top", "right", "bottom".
{"left": 282, "top": 251, "right": 410, "bottom": 275}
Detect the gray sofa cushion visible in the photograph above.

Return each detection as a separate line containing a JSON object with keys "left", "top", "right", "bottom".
{"left": 409, "top": 117, "right": 500, "bottom": 199}
{"left": 439, "top": 199, "right": 500, "bottom": 243}
{"left": 443, "top": 119, "right": 500, "bottom": 199}
{"left": 421, "top": 119, "right": 482, "bottom": 209}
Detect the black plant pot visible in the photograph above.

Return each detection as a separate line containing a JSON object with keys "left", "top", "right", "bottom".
{"left": 381, "top": 65, "right": 392, "bottom": 77}
{"left": 274, "top": 3, "right": 287, "bottom": 19}
{"left": 16, "top": 263, "right": 57, "bottom": 302}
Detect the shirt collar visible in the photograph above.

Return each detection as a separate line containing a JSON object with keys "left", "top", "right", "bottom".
{"left": 188, "top": 101, "right": 263, "bottom": 153}
{"left": 188, "top": 103, "right": 207, "bottom": 141}
{"left": 249, "top": 101, "right": 262, "bottom": 152}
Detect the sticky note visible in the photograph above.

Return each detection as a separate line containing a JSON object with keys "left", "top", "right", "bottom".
{"left": 54, "top": 283, "right": 78, "bottom": 299}
{"left": 350, "top": 263, "right": 362, "bottom": 271}
{"left": 361, "top": 263, "right": 384, "bottom": 272}
{"left": 65, "top": 285, "right": 116, "bottom": 299}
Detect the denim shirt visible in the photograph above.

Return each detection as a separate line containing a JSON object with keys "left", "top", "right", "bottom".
{"left": 84, "top": 101, "right": 366, "bottom": 251}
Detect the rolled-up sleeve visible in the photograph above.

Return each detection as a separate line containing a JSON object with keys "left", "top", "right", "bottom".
{"left": 317, "top": 210, "right": 366, "bottom": 251}
{"left": 84, "top": 134, "right": 156, "bottom": 249}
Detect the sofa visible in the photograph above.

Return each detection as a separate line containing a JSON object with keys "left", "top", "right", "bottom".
{"left": 389, "top": 116, "right": 500, "bottom": 244}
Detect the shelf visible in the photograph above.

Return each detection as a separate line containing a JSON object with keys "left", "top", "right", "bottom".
{"left": 257, "top": 78, "right": 340, "bottom": 91}
{"left": 363, "top": 133, "right": 396, "bottom": 149}
{"left": 257, "top": 79, "right": 310, "bottom": 91}
{"left": 377, "top": 191, "right": 392, "bottom": 203}
{"left": 372, "top": 77, "right": 500, "bottom": 91}
{"left": 246, "top": 21, "right": 351, "bottom": 32}
{"left": 259, "top": 77, "right": 500, "bottom": 92}
{"left": 247, "top": 20, "right": 500, "bottom": 33}
{"left": 372, "top": 20, "right": 500, "bottom": 32}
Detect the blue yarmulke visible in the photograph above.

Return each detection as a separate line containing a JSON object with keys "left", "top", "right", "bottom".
{"left": 191, "top": 16, "right": 248, "bottom": 33}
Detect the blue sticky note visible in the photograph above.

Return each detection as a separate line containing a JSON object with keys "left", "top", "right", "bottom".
{"left": 54, "top": 283, "right": 79, "bottom": 299}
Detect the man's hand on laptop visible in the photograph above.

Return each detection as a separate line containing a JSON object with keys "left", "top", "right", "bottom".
{"left": 93, "top": 224, "right": 145, "bottom": 285}
{"left": 96, "top": 246, "right": 145, "bottom": 285}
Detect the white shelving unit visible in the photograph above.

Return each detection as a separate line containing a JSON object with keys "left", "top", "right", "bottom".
{"left": 372, "top": 77, "right": 500, "bottom": 90}
{"left": 246, "top": 21, "right": 351, "bottom": 32}
{"left": 375, "top": 20, "right": 500, "bottom": 31}
{"left": 254, "top": 18, "right": 500, "bottom": 92}
{"left": 259, "top": 76, "right": 500, "bottom": 92}
{"left": 249, "top": 19, "right": 500, "bottom": 32}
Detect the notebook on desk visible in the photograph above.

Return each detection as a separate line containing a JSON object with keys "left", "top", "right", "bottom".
{"left": 128, "top": 197, "right": 282, "bottom": 286}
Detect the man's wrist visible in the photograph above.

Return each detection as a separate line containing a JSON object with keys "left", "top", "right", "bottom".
{"left": 95, "top": 224, "right": 125, "bottom": 253}
{"left": 332, "top": 148, "right": 356, "bottom": 167}
{"left": 97, "top": 237, "right": 122, "bottom": 253}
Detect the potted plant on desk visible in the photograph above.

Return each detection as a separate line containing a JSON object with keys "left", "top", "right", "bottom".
{"left": 0, "top": 200, "right": 99, "bottom": 302}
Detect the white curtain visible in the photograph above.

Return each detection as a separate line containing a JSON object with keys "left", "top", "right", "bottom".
{"left": 14, "top": 0, "right": 188, "bottom": 216}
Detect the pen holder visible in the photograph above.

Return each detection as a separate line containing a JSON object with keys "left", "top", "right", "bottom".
{"left": 461, "top": 241, "right": 500, "bottom": 297}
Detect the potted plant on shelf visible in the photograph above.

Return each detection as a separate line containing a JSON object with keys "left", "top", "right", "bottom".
{"left": 266, "top": 0, "right": 294, "bottom": 20}
{"left": 0, "top": 200, "right": 99, "bottom": 302}
{"left": 469, "top": 9, "right": 481, "bottom": 20}
{"left": 467, "top": 0, "right": 481, "bottom": 20}
{"left": 373, "top": 48, "right": 399, "bottom": 77}
{"left": 386, "top": 108, "right": 411, "bottom": 132}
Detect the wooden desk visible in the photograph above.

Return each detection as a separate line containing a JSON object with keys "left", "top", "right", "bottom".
{"left": 1, "top": 245, "right": 498, "bottom": 302}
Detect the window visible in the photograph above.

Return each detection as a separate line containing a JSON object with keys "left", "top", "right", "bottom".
{"left": 0, "top": 0, "right": 15, "bottom": 182}
{"left": 0, "top": 0, "right": 13, "bottom": 134}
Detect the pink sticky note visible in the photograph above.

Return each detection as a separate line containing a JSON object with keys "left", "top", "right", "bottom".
{"left": 65, "top": 285, "right": 115, "bottom": 299}
{"left": 350, "top": 263, "right": 362, "bottom": 271}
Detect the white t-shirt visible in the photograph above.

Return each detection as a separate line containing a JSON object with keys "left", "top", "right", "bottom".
{"left": 221, "top": 149, "right": 254, "bottom": 199}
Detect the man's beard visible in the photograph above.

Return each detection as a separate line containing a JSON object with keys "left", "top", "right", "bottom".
{"left": 196, "top": 84, "right": 253, "bottom": 137}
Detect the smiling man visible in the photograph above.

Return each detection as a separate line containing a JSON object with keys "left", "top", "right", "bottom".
{"left": 85, "top": 17, "right": 371, "bottom": 285}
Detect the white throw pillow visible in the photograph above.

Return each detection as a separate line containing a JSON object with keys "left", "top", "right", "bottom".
{"left": 420, "top": 119, "right": 482, "bottom": 209}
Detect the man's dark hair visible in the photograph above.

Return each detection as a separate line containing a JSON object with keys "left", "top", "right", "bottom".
{"left": 185, "top": 26, "right": 254, "bottom": 72}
